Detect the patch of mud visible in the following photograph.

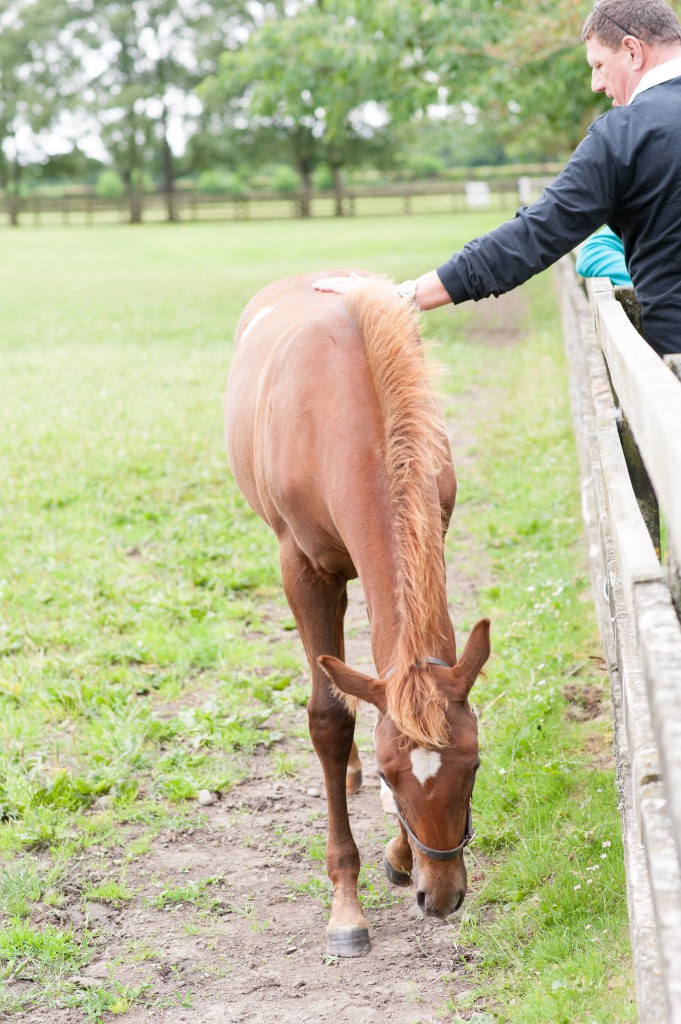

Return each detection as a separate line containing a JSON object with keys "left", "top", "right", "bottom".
{"left": 562, "top": 682, "right": 607, "bottom": 721}
{"left": 22, "top": 700, "right": 484, "bottom": 1024}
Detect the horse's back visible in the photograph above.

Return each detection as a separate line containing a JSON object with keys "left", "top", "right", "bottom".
{"left": 225, "top": 271, "right": 384, "bottom": 540}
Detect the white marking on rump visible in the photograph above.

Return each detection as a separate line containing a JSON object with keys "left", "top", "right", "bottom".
{"left": 241, "top": 305, "right": 274, "bottom": 342}
{"left": 410, "top": 748, "right": 442, "bottom": 786}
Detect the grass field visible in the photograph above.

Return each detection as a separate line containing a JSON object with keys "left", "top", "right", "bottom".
{"left": 0, "top": 216, "right": 633, "bottom": 1021}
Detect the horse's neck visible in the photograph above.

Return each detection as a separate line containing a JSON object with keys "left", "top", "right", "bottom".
{"left": 349, "top": 492, "right": 456, "bottom": 676}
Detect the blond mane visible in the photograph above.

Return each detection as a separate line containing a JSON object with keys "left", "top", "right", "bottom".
{"left": 343, "top": 280, "right": 451, "bottom": 749}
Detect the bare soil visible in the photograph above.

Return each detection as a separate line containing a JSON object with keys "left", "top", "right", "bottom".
{"left": 19, "top": 294, "right": 529, "bottom": 1024}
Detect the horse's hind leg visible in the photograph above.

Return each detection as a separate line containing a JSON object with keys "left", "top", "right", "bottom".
{"left": 335, "top": 587, "right": 363, "bottom": 796}
{"left": 279, "top": 539, "right": 370, "bottom": 957}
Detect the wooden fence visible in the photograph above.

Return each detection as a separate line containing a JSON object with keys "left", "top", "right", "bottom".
{"left": 0, "top": 177, "right": 554, "bottom": 227}
{"left": 556, "top": 257, "right": 681, "bottom": 1024}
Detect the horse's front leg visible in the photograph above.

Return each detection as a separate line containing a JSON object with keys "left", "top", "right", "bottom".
{"left": 335, "top": 586, "right": 363, "bottom": 797}
{"left": 280, "top": 541, "right": 370, "bottom": 957}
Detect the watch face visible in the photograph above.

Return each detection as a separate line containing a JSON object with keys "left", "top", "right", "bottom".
{"left": 398, "top": 280, "right": 416, "bottom": 299}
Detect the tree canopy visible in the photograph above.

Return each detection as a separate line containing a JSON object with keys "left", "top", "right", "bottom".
{"left": 0, "top": 0, "right": 630, "bottom": 217}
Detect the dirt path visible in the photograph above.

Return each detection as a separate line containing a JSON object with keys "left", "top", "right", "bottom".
{"left": 24, "top": 294, "right": 527, "bottom": 1024}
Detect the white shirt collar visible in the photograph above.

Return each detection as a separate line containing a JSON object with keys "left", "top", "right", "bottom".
{"left": 629, "top": 55, "right": 681, "bottom": 103}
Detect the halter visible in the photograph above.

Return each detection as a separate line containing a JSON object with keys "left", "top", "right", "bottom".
{"left": 382, "top": 655, "right": 450, "bottom": 678}
{"left": 379, "top": 770, "right": 475, "bottom": 861}
{"left": 378, "top": 654, "right": 476, "bottom": 861}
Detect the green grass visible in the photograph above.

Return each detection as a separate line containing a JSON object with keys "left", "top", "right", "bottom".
{"left": 0, "top": 215, "right": 632, "bottom": 1021}
{"left": 432, "top": 279, "right": 634, "bottom": 1023}
{"left": 146, "top": 876, "right": 224, "bottom": 912}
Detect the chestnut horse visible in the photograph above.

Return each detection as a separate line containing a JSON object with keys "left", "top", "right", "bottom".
{"left": 225, "top": 271, "right": 490, "bottom": 957}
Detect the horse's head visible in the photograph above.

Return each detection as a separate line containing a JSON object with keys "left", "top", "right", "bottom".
{"left": 320, "top": 618, "right": 490, "bottom": 919}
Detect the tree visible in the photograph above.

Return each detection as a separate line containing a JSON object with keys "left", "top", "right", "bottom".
{"left": 0, "top": 0, "right": 76, "bottom": 224}
{"left": 201, "top": 1, "right": 420, "bottom": 216}
{"left": 68, "top": 0, "right": 250, "bottom": 222}
{"left": 415, "top": 0, "right": 609, "bottom": 159}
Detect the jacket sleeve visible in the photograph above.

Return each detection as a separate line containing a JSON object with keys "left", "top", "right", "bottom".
{"left": 436, "top": 123, "right": 623, "bottom": 304}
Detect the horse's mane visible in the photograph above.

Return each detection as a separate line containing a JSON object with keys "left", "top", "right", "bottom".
{"left": 343, "top": 280, "right": 451, "bottom": 749}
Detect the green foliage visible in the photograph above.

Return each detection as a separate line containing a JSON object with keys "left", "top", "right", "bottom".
{"left": 146, "top": 876, "right": 223, "bottom": 912}
{"left": 312, "top": 164, "right": 334, "bottom": 190}
{"left": 399, "top": 152, "right": 445, "bottom": 180}
{"left": 271, "top": 164, "right": 299, "bottom": 194}
{"left": 95, "top": 168, "right": 124, "bottom": 198}
{"left": 197, "top": 169, "right": 246, "bottom": 195}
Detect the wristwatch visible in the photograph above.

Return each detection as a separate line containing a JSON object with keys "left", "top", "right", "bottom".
{"left": 396, "top": 279, "right": 418, "bottom": 303}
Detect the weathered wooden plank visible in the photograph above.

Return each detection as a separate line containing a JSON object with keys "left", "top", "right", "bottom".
{"left": 594, "top": 407, "right": 662, "bottom": 618}
{"left": 590, "top": 287, "right": 681, "bottom": 575}
{"left": 636, "top": 580, "right": 681, "bottom": 874}
{"left": 640, "top": 793, "right": 681, "bottom": 1024}
{"left": 556, "top": 260, "right": 669, "bottom": 1023}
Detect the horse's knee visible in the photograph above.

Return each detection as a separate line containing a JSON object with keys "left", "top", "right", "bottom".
{"left": 308, "top": 698, "right": 355, "bottom": 757}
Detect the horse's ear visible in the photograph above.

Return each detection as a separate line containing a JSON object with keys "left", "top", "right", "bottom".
{"left": 450, "top": 618, "right": 491, "bottom": 699}
{"left": 318, "top": 656, "right": 388, "bottom": 714}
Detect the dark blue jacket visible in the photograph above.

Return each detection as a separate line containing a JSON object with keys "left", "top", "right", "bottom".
{"left": 436, "top": 77, "right": 681, "bottom": 356}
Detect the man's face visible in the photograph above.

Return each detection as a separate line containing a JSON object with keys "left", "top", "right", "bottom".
{"left": 586, "top": 35, "right": 639, "bottom": 106}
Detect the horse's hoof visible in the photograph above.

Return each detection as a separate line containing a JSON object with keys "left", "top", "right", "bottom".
{"left": 346, "top": 768, "right": 363, "bottom": 796}
{"left": 383, "top": 854, "right": 412, "bottom": 887}
{"left": 326, "top": 927, "right": 371, "bottom": 958}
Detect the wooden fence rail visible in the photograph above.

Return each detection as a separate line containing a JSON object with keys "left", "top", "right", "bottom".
{"left": 0, "top": 177, "right": 554, "bottom": 227}
{"left": 556, "top": 257, "right": 681, "bottom": 1024}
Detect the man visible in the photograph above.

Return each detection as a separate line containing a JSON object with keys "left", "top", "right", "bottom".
{"left": 315, "top": 0, "right": 681, "bottom": 357}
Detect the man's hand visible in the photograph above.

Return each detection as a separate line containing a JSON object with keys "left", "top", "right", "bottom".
{"left": 312, "top": 272, "right": 368, "bottom": 294}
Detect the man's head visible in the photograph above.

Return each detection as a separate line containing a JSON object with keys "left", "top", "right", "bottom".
{"left": 582, "top": 0, "right": 681, "bottom": 106}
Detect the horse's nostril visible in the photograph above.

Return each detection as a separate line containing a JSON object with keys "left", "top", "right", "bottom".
{"left": 416, "top": 890, "right": 427, "bottom": 912}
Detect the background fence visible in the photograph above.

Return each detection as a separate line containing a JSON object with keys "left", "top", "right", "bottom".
{"left": 556, "top": 257, "right": 681, "bottom": 1024}
{"left": 0, "top": 177, "right": 554, "bottom": 227}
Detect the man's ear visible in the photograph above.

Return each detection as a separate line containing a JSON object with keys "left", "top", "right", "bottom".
{"left": 318, "top": 656, "right": 388, "bottom": 714}
{"left": 449, "top": 618, "right": 491, "bottom": 700}
{"left": 623, "top": 35, "right": 644, "bottom": 69}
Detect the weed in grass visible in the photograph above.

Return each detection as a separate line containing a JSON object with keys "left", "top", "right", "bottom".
{"left": 125, "top": 830, "right": 154, "bottom": 858}
{"left": 82, "top": 877, "right": 136, "bottom": 905}
{"left": 147, "top": 876, "right": 223, "bottom": 912}
{"left": 284, "top": 877, "right": 332, "bottom": 907}
{"left": 274, "top": 827, "right": 326, "bottom": 862}
{"left": 76, "top": 981, "right": 151, "bottom": 1022}
{"left": 181, "top": 914, "right": 220, "bottom": 938}
{"left": 271, "top": 751, "right": 300, "bottom": 778}
{"left": 125, "top": 939, "right": 162, "bottom": 962}
{"left": 224, "top": 894, "right": 255, "bottom": 918}
{"left": 0, "top": 919, "right": 92, "bottom": 996}
{"left": 0, "top": 860, "right": 43, "bottom": 917}
{"left": 357, "top": 863, "right": 404, "bottom": 910}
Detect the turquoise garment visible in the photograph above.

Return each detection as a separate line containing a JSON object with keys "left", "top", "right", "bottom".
{"left": 575, "top": 227, "right": 632, "bottom": 287}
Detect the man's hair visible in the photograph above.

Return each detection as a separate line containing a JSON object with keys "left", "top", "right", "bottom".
{"left": 582, "top": 0, "right": 681, "bottom": 47}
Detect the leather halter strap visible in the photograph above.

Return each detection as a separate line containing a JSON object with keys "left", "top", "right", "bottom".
{"left": 379, "top": 771, "right": 475, "bottom": 861}
{"left": 379, "top": 655, "right": 475, "bottom": 860}
{"left": 382, "top": 656, "right": 450, "bottom": 679}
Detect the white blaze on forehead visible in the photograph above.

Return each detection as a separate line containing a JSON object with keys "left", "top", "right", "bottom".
{"left": 410, "top": 748, "right": 442, "bottom": 786}
{"left": 241, "top": 305, "right": 274, "bottom": 342}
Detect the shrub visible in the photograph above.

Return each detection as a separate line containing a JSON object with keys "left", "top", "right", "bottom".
{"left": 95, "top": 169, "right": 124, "bottom": 198}
{"left": 271, "top": 164, "right": 299, "bottom": 194}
